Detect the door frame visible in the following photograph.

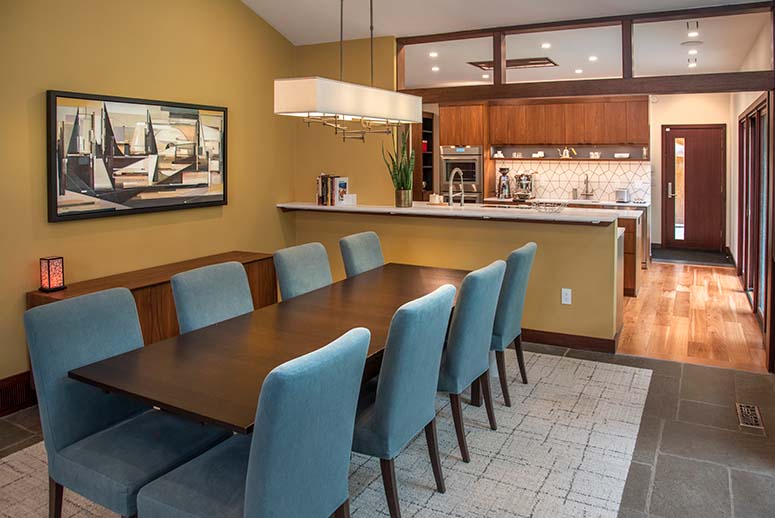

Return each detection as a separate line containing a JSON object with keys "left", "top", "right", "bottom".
{"left": 660, "top": 124, "right": 727, "bottom": 251}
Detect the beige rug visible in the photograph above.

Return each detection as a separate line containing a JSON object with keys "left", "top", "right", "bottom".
{"left": 0, "top": 352, "right": 650, "bottom": 518}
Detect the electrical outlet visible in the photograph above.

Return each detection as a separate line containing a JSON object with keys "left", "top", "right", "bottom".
{"left": 561, "top": 288, "right": 572, "bottom": 305}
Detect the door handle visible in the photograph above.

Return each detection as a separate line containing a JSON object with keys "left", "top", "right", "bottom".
{"left": 667, "top": 182, "right": 677, "bottom": 199}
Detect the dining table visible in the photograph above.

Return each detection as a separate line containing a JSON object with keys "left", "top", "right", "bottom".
{"left": 69, "top": 263, "right": 468, "bottom": 434}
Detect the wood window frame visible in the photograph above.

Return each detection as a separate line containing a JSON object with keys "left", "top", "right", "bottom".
{"left": 395, "top": 2, "right": 774, "bottom": 102}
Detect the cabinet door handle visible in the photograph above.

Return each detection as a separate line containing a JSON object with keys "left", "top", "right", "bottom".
{"left": 667, "top": 182, "right": 677, "bottom": 199}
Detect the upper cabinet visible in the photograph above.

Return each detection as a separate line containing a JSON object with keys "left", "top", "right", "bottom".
{"left": 483, "top": 98, "right": 650, "bottom": 146}
{"left": 439, "top": 105, "right": 485, "bottom": 146}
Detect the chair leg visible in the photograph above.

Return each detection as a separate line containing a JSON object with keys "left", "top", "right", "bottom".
{"left": 470, "top": 377, "right": 482, "bottom": 407}
{"left": 479, "top": 371, "right": 497, "bottom": 431}
{"left": 333, "top": 499, "right": 350, "bottom": 518}
{"left": 514, "top": 336, "right": 528, "bottom": 384}
{"left": 49, "top": 477, "right": 63, "bottom": 518}
{"left": 380, "top": 458, "right": 401, "bottom": 518}
{"left": 424, "top": 418, "right": 446, "bottom": 493}
{"left": 449, "top": 393, "right": 470, "bottom": 463}
{"left": 495, "top": 350, "right": 512, "bottom": 407}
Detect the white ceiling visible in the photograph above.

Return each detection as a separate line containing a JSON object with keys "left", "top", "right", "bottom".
{"left": 243, "top": 0, "right": 759, "bottom": 46}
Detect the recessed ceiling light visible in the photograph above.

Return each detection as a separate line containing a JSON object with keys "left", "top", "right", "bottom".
{"left": 482, "top": 74, "right": 490, "bottom": 79}
{"left": 588, "top": 56, "right": 598, "bottom": 62}
{"left": 541, "top": 42, "right": 552, "bottom": 49}
{"left": 429, "top": 51, "right": 438, "bottom": 58}
{"left": 688, "top": 49, "right": 698, "bottom": 55}
{"left": 688, "top": 31, "right": 700, "bottom": 38}
{"left": 688, "top": 57, "right": 698, "bottom": 68}
{"left": 431, "top": 66, "right": 440, "bottom": 72}
{"left": 686, "top": 20, "right": 700, "bottom": 39}
{"left": 688, "top": 62, "right": 698, "bottom": 68}
{"left": 575, "top": 69, "right": 583, "bottom": 74}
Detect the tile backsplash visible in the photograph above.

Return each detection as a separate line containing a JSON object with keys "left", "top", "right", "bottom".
{"left": 494, "top": 160, "right": 651, "bottom": 202}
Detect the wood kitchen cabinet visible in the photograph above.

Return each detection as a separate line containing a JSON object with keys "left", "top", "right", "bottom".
{"left": 439, "top": 104, "right": 484, "bottom": 145}
{"left": 626, "top": 100, "right": 650, "bottom": 144}
{"left": 488, "top": 97, "right": 649, "bottom": 145}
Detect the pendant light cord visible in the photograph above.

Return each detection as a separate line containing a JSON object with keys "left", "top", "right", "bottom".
{"left": 370, "top": 0, "right": 374, "bottom": 87}
{"left": 339, "top": 0, "right": 344, "bottom": 81}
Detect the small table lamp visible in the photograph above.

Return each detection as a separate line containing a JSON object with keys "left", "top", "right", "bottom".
{"left": 40, "top": 256, "right": 66, "bottom": 292}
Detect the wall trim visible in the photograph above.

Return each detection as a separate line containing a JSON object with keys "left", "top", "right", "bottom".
{"left": 522, "top": 328, "right": 617, "bottom": 354}
{"left": 0, "top": 371, "right": 35, "bottom": 417}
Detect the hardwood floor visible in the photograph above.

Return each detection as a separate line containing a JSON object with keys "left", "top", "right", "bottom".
{"left": 618, "top": 262, "right": 767, "bottom": 373}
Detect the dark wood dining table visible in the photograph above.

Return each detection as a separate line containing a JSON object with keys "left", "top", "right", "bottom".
{"left": 69, "top": 263, "right": 468, "bottom": 434}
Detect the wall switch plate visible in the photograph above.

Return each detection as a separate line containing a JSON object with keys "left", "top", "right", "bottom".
{"left": 561, "top": 288, "right": 572, "bottom": 305}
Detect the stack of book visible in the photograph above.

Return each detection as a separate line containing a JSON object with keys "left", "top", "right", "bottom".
{"left": 316, "top": 174, "right": 349, "bottom": 206}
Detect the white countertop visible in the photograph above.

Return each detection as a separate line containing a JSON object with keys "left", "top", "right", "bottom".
{"left": 277, "top": 201, "right": 642, "bottom": 225}
{"left": 483, "top": 197, "right": 651, "bottom": 208}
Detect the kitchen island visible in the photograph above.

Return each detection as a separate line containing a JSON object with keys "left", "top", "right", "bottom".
{"left": 278, "top": 201, "right": 639, "bottom": 353}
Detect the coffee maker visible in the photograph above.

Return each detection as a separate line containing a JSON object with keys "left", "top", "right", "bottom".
{"left": 513, "top": 172, "right": 536, "bottom": 201}
{"left": 497, "top": 168, "right": 511, "bottom": 200}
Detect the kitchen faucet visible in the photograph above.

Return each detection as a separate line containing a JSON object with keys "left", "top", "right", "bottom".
{"left": 581, "top": 174, "right": 595, "bottom": 200}
{"left": 448, "top": 168, "right": 465, "bottom": 207}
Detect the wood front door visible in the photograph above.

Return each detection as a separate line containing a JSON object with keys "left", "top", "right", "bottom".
{"left": 662, "top": 125, "right": 726, "bottom": 251}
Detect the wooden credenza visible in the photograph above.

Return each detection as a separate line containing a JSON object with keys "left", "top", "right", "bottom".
{"left": 26, "top": 251, "right": 277, "bottom": 345}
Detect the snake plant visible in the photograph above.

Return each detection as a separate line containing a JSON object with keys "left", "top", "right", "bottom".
{"left": 382, "top": 129, "right": 415, "bottom": 191}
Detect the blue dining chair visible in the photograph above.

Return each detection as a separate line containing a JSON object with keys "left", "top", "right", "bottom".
{"left": 352, "top": 285, "right": 456, "bottom": 518}
{"left": 137, "top": 327, "right": 370, "bottom": 518}
{"left": 23, "top": 288, "right": 230, "bottom": 518}
{"left": 491, "top": 242, "right": 537, "bottom": 406}
{"left": 171, "top": 261, "right": 254, "bottom": 334}
{"left": 339, "top": 231, "right": 385, "bottom": 277}
{"left": 273, "top": 242, "right": 333, "bottom": 300}
{"left": 438, "top": 260, "right": 506, "bottom": 463}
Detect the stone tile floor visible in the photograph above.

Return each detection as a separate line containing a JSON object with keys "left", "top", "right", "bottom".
{"left": 526, "top": 343, "right": 775, "bottom": 518}
{"left": 2, "top": 344, "right": 774, "bottom": 517}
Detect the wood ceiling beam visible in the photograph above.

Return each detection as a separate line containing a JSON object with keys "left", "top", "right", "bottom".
{"left": 396, "top": 1, "right": 774, "bottom": 46}
{"left": 402, "top": 71, "right": 775, "bottom": 104}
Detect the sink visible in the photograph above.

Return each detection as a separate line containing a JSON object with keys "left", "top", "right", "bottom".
{"left": 480, "top": 204, "right": 532, "bottom": 210}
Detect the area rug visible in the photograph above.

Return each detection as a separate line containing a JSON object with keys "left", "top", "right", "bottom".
{"left": 0, "top": 352, "right": 651, "bottom": 518}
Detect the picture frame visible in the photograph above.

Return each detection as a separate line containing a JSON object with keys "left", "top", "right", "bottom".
{"left": 46, "top": 90, "right": 227, "bottom": 222}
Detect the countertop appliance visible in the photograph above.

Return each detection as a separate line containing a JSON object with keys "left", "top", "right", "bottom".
{"left": 615, "top": 189, "right": 631, "bottom": 203}
{"left": 440, "top": 145, "right": 483, "bottom": 203}
{"left": 513, "top": 172, "right": 536, "bottom": 201}
{"left": 498, "top": 168, "right": 511, "bottom": 200}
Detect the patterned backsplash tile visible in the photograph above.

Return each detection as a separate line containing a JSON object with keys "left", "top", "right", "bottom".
{"left": 495, "top": 160, "right": 652, "bottom": 202}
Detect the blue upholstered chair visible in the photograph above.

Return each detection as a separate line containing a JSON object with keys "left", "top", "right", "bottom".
{"left": 438, "top": 260, "right": 506, "bottom": 463}
{"left": 352, "top": 285, "right": 456, "bottom": 518}
{"left": 23, "top": 288, "right": 229, "bottom": 518}
{"left": 171, "top": 261, "right": 254, "bottom": 334}
{"left": 491, "top": 242, "right": 537, "bottom": 406}
{"left": 273, "top": 242, "right": 333, "bottom": 300}
{"left": 137, "top": 328, "right": 370, "bottom": 518}
{"left": 339, "top": 231, "right": 385, "bottom": 277}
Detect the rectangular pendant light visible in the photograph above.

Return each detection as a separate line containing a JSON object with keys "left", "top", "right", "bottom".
{"left": 274, "top": 77, "right": 422, "bottom": 124}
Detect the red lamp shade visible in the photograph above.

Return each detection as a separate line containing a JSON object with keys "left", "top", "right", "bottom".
{"left": 40, "top": 256, "right": 66, "bottom": 292}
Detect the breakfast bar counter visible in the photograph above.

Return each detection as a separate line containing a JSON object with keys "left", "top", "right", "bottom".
{"left": 277, "top": 201, "right": 641, "bottom": 227}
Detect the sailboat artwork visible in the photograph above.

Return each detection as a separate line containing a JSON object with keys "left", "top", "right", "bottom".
{"left": 47, "top": 91, "right": 226, "bottom": 222}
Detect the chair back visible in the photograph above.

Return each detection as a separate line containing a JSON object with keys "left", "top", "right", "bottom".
{"left": 492, "top": 243, "right": 537, "bottom": 348}
{"left": 273, "top": 242, "right": 333, "bottom": 300}
{"left": 23, "top": 288, "right": 148, "bottom": 458}
{"left": 372, "top": 285, "right": 456, "bottom": 456}
{"left": 441, "top": 260, "right": 506, "bottom": 393}
{"left": 339, "top": 231, "right": 385, "bottom": 277}
{"left": 244, "top": 328, "right": 370, "bottom": 518}
{"left": 171, "top": 261, "right": 254, "bottom": 334}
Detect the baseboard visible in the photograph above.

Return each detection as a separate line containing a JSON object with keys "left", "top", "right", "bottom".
{"left": 522, "top": 328, "right": 616, "bottom": 354}
{"left": 0, "top": 371, "right": 36, "bottom": 417}
{"left": 724, "top": 247, "right": 737, "bottom": 268}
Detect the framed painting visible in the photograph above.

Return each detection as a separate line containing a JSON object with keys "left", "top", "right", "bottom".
{"left": 47, "top": 90, "right": 227, "bottom": 222}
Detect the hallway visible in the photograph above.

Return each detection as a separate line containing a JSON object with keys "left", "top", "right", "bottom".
{"left": 619, "top": 262, "right": 767, "bottom": 373}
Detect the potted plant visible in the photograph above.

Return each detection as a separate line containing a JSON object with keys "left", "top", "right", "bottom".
{"left": 382, "top": 129, "right": 415, "bottom": 208}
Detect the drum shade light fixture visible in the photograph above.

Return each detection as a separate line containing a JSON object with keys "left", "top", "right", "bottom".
{"left": 273, "top": 0, "right": 422, "bottom": 141}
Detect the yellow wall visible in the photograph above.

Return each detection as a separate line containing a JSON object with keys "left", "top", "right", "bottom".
{"left": 294, "top": 212, "right": 619, "bottom": 339}
{"left": 0, "top": 0, "right": 297, "bottom": 379}
{"left": 292, "top": 37, "right": 397, "bottom": 205}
